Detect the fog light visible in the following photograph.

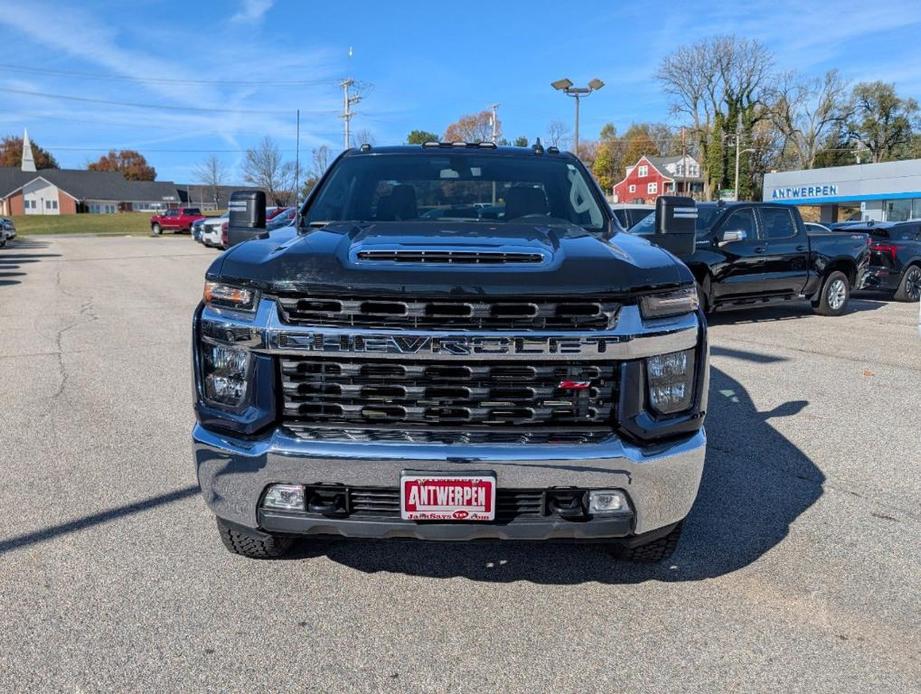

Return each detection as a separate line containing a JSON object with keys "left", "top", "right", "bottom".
{"left": 588, "top": 490, "right": 627, "bottom": 514}
{"left": 263, "top": 484, "right": 305, "bottom": 511}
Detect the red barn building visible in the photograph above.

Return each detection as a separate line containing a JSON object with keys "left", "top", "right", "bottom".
{"left": 612, "top": 155, "right": 704, "bottom": 203}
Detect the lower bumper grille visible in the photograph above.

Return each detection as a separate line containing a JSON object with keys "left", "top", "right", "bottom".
{"left": 343, "top": 487, "right": 570, "bottom": 520}
{"left": 280, "top": 356, "right": 616, "bottom": 429}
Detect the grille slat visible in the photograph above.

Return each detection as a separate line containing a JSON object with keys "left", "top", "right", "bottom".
{"left": 284, "top": 426, "right": 612, "bottom": 445}
{"left": 343, "top": 487, "right": 547, "bottom": 519}
{"left": 276, "top": 295, "right": 619, "bottom": 331}
{"left": 281, "top": 357, "right": 616, "bottom": 429}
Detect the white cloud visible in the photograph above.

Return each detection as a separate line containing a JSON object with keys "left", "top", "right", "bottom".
{"left": 230, "top": 0, "right": 274, "bottom": 23}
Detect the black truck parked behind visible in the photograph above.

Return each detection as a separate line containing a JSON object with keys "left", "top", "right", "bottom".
{"left": 830, "top": 220, "right": 921, "bottom": 302}
{"left": 631, "top": 201, "right": 870, "bottom": 316}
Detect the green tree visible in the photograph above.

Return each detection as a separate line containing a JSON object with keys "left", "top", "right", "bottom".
{"left": 0, "top": 135, "right": 59, "bottom": 169}
{"left": 406, "top": 129, "right": 440, "bottom": 144}
{"left": 513, "top": 136, "right": 528, "bottom": 147}
{"left": 847, "top": 81, "right": 918, "bottom": 162}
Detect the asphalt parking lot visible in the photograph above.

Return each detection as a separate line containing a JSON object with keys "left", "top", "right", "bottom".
{"left": 1, "top": 235, "right": 919, "bottom": 692}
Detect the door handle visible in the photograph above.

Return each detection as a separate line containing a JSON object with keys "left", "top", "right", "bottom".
{"left": 754, "top": 246, "right": 766, "bottom": 254}
{"left": 796, "top": 245, "right": 807, "bottom": 252}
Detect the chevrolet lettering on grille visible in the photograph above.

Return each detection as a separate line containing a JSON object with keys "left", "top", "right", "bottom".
{"left": 271, "top": 332, "right": 626, "bottom": 357}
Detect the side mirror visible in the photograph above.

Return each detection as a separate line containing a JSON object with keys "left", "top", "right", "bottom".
{"left": 718, "top": 230, "right": 747, "bottom": 246}
{"left": 644, "top": 196, "right": 697, "bottom": 257}
{"left": 227, "top": 190, "right": 267, "bottom": 248}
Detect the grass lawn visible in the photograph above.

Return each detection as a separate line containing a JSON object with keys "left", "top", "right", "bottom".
{"left": 11, "top": 211, "right": 225, "bottom": 236}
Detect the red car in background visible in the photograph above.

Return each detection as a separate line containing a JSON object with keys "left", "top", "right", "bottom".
{"left": 150, "top": 207, "right": 206, "bottom": 235}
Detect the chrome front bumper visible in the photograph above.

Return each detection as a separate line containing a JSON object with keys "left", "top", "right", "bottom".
{"left": 194, "top": 424, "right": 706, "bottom": 538}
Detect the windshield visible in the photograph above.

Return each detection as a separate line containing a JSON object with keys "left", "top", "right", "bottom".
{"left": 304, "top": 153, "right": 607, "bottom": 230}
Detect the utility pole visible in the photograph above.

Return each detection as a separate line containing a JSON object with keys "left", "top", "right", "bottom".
{"left": 341, "top": 78, "right": 361, "bottom": 150}
{"left": 490, "top": 103, "right": 500, "bottom": 143}
{"left": 295, "top": 109, "right": 301, "bottom": 209}
{"left": 734, "top": 112, "right": 742, "bottom": 202}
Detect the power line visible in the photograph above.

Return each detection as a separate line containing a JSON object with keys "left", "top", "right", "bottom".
{"left": 0, "top": 62, "right": 338, "bottom": 87}
{"left": 0, "top": 86, "right": 339, "bottom": 115}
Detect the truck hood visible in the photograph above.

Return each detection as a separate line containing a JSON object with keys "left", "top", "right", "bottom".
{"left": 212, "top": 221, "right": 691, "bottom": 297}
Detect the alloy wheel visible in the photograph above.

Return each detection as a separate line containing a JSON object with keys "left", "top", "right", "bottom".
{"left": 905, "top": 267, "right": 921, "bottom": 301}
{"left": 827, "top": 279, "right": 847, "bottom": 311}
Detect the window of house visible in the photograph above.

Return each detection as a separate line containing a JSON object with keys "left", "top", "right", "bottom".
{"left": 628, "top": 184, "right": 636, "bottom": 193}
{"left": 638, "top": 165, "right": 648, "bottom": 177}
{"left": 52, "top": 200, "right": 58, "bottom": 209}
{"left": 647, "top": 182, "right": 658, "bottom": 194}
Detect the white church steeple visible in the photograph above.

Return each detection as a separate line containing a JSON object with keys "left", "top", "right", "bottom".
{"left": 21, "top": 128, "right": 37, "bottom": 172}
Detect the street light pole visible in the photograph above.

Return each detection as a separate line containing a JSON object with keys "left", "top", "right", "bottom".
{"left": 551, "top": 77, "right": 604, "bottom": 159}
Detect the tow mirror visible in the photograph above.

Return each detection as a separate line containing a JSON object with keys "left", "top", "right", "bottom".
{"left": 644, "top": 196, "right": 697, "bottom": 257}
{"left": 718, "top": 230, "right": 747, "bottom": 246}
{"left": 227, "top": 190, "right": 267, "bottom": 248}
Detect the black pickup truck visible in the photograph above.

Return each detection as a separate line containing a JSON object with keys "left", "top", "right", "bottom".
{"left": 192, "top": 144, "right": 709, "bottom": 562}
{"left": 631, "top": 202, "right": 870, "bottom": 315}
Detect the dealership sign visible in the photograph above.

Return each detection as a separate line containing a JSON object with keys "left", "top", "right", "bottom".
{"left": 771, "top": 184, "right": 839, "bottom": 200}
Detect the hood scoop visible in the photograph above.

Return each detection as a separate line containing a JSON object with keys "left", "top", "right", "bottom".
{"left": 353, "top": 248, "right": 548, "bottom": 265}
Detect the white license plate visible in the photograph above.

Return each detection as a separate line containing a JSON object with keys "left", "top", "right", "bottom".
{"left": 400, "top": 473, "right": 496, "bottom": 521}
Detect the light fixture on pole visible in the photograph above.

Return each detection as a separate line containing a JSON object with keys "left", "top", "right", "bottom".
{"left": 550, "top": 77, "right": 604, "bottom": 158}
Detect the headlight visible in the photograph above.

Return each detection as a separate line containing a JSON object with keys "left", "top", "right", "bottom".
{"left": 640, "top": 286, "right": 699, "bottom": 319}
{"left": 202, "top": 343, "right": 251, "bottom": 407}
{"left": 646, "top": 348, "right": 695, "bottom": 415}
{"left": 203, "top": 281, "right": 257, "bottom": 311}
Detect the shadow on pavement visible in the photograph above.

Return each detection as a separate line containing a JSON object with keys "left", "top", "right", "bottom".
{"left": 706, "top": 298, "right": 884, "bottom": 325}
{"left": 0, "top": 240, "right": 59, "bottom": 288}
{"left": 0, "top": 485, "right": 198, "bottom": 555}
{"left": 294, "top": 357, "right": 824, "bottom": 583}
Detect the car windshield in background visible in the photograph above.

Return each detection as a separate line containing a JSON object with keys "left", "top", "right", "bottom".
{"left": 628, "top": 204, "right": 728, "bottom": 236}
{"left": 304, "top": 153, "right": 606, "bottom": 231}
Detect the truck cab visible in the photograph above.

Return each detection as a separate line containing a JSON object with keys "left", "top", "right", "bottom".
{"left": 631, "top": 201, "right": 869, "bottom": 315}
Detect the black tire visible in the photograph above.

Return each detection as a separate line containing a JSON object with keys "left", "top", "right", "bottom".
{"left": 0, "top": 237, "right": 6, "bottom": 248}
{"left": 151, "top": 223, "right": 161, "bottom": 237}
{"left": 608, "top": 522, "right": 683, "bottom": 563}
{"left": 216, "top": 517, "right": 294, "bottom": 559}
{"left": 893, "top": 264, "right": 921, "bottom": 302}
{"left": 696, "top": 277, "right": 712, "bottom": 315}
{"left": 814, "top": 270, "right": 850, "bottom": 316}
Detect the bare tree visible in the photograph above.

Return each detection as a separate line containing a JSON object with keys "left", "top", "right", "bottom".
{"left": 311, "top": 145, "right": 331, "bottom": 179}
{"left": 546, "top": 120, "right": 571, "bottom": 149}
{"left": 350, "top": 129, "right": 376, "bottom": 148}
{"left": 193, "top": 154, "right": 228, "bottom": 208}
{"left": 769, "top": 70, "right": 851, "bottom": 169}
{"left": 241, "top": 136, "right": 295, "bottom": 205}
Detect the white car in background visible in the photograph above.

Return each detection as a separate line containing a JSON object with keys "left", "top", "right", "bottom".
{"left": 200, "top": 216, "right": 228, "bottom": 249}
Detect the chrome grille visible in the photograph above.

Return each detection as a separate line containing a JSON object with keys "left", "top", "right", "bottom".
{"left": 355, "top": 249, "right": 544, "bottom": 264}
{"left": 280, "top": 357, "right": 616, "bottom": 427}
{"left": 276, "top": 295, "right": 619, "bottom": 331}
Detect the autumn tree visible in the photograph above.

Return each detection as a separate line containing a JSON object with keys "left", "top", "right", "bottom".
{"left": 592, "top": 124, "right": 627, "bottom": 193}
{"left": 623, "top": 124, "right": 661, "bottom": 164}
{"left": 444, "top": 111, "right": 500, "bottom": 143}
{"left": 192, "top": 154, "right": 228, "bottom": 207}
{"left": 847, "top": 81, "right": 918, "bottom": 163}
{"left": 406, "top": 129, "right": 440, "bottom": 144}
{"left": 241, "top": 136, "right": 295, "bottom": 206}
{"left": 0, "top": 135, "right": 59, "bottom": 169}
{"left": 88, "top": 150, "right": 156, "bottom": 181}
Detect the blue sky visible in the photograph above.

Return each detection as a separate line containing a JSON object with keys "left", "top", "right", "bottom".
{"left": 1, "top": 0, "right": 920, "bottom": 183}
